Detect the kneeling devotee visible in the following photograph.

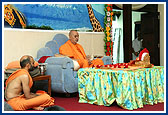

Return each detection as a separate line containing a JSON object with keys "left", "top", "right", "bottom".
{"left": 59, "top": 30, "right": 104, "bottom": 68}
{"left": 5, "top": 55, "right": 55, "bottom": 111}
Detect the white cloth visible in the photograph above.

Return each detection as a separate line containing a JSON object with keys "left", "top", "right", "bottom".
{"left": 132, "top": 38, "right": 143, "bottom": 60}
{"left": 141, "top": 53, "right": 148, "bottom": 61}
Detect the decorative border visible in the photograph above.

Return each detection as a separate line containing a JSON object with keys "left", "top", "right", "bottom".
{"left": 104, "top": 4, "right": 113, "bottom": 57}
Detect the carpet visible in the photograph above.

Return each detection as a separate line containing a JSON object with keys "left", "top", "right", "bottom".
{"left": 53, "top": 95, "right": 164, "bottom": 111}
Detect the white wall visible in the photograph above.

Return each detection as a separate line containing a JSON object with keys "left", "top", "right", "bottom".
{"left": 3, "top": 29, "right": 105, "bottom": 67}
{"left": 158, "top": 4, "right": 165, "bottom": 66}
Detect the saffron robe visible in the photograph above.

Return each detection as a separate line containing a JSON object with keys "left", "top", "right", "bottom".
{"left": 5, "top": 69, "right": 54, "bottom": 111}
{"left": 59, "top": 40, "right": 104, "bottom": 68}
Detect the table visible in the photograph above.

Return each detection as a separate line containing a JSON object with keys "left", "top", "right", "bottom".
{"left": 32, "top": 75, "right": 51, "bottom": 96}
{"left": 78, "top": 66, "right": 164, "bottom": 110}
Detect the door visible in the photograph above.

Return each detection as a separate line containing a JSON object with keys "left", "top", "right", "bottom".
{"left": 141, "top": 12, "right": 160, "bottom": 65}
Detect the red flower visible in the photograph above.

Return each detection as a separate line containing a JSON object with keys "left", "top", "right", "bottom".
{"left": 104, "top": 65, "right": 108, "bottom": 67}
{"left": 107, "top": 7, "right": 111, "bottom": 11}
{"left": 96, "top": 65, "right": 102, "bottom": 68}
{"left": 106, "top": 52, "right": 110, "bottom": 56}
{"left": 106, "top": 42, "right": 110, "bottom": 46}
{"left": 107, "top": 46, "right": 110, "bottom": 51}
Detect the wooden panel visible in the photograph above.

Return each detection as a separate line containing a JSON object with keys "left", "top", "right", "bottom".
{"left": 123, "top": 4, "right": 132, "bottom": 63}
{"left": 141, "top": 13, "right": 160, "bottom": 65}
{"left": 113, "top": 4, "right": 158, "bottom": 13}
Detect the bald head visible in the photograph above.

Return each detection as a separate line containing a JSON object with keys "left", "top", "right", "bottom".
{"left": 69, "top": 30, "right": 74, "bottom": 36}
{"left": 20, "top": 55, "right": 34, "bottom": 69}
{"left": 69, "top": 30, "right": 79, "bottom": 44}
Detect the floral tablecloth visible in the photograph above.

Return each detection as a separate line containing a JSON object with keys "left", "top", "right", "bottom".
{"left": 78, "top": 66, "right": 164, "bottom": 110}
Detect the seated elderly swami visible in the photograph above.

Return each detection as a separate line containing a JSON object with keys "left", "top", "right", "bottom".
{"left": 59, "top": 30, "right": 104, "bottom": 68}
{"left": 5, "top": 55, "right": 54, "bottom": 111}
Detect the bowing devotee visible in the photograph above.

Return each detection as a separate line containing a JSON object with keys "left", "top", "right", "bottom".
{"left": 5, "top": 55, "right": 56, "bottom": 111}
{"left": 132, "top": 31, "right": 143, "bottom": 60}
{"left": 59, "top": 30, "right": 104, "bottom": 69}
{"left": 136, "top": 48, "right": 150, "bottom": 62}
{"left": 129, "top": 48, "right": 153, "bottom": 68}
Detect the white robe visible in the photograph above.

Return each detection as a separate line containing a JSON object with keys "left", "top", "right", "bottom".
{"left": 132, "top": 38, "right": 143, "bottom": 60}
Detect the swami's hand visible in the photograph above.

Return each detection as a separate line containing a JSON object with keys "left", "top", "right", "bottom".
{"left": 86, "top": 55, "right": 91, "bottom": 59}
{"left": 86, "top": 55, "right": 92, "bottom": 65}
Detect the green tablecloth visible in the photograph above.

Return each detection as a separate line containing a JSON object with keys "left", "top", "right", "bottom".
{"left": 78, "top": 66, "right": 164, "bottom": 110}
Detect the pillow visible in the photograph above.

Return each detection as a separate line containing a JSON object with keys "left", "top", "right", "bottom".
{"left": 38, "top": 56, "right": 51, "bottom": 63}
{"left": 72, "top": 60, "right": 80, "bottom": 71}
{"left": 5, "top": 61, "right": 39, "bottom": 69}
{"left": 5, "top": 61, "right": 20, "bottom": 69}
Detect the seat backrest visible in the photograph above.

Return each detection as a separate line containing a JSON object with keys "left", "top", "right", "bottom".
{"left": 37, "top": 47, "right": 53, "bottom": 59}
{"left": 53, "top": 34, "right": 68, "bottom": 53}
{"left": 37, "top": 34, "right": 69, "bottom": 59}
{"left": 45, "top": 40, "right": 58, "bottom": 55}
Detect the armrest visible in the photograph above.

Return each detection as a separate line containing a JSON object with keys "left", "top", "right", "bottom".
{"left": 102, "top": 56, "right": 112, "bottom": 65}
{"left": 45, "top": 57, "right": 74, "bottom": 69}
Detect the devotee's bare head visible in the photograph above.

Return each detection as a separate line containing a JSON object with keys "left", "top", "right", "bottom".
{"left": 20, "top": 55, "right": 34, "bottom": 70}
{"left": 69, "top": 30, "right": 79, "bottom": 44}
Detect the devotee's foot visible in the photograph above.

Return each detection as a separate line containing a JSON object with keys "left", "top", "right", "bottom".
{"left": 33, "top": 106, "right": 44, "bottom": 110}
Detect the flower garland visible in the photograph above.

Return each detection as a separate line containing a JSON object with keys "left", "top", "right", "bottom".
{"left": 104, "top": 4, "right": 113, "bottom": 57}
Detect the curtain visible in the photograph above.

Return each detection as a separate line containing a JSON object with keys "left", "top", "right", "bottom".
{"left": 113, "top": 28, "right": 123, "bottom": 64}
